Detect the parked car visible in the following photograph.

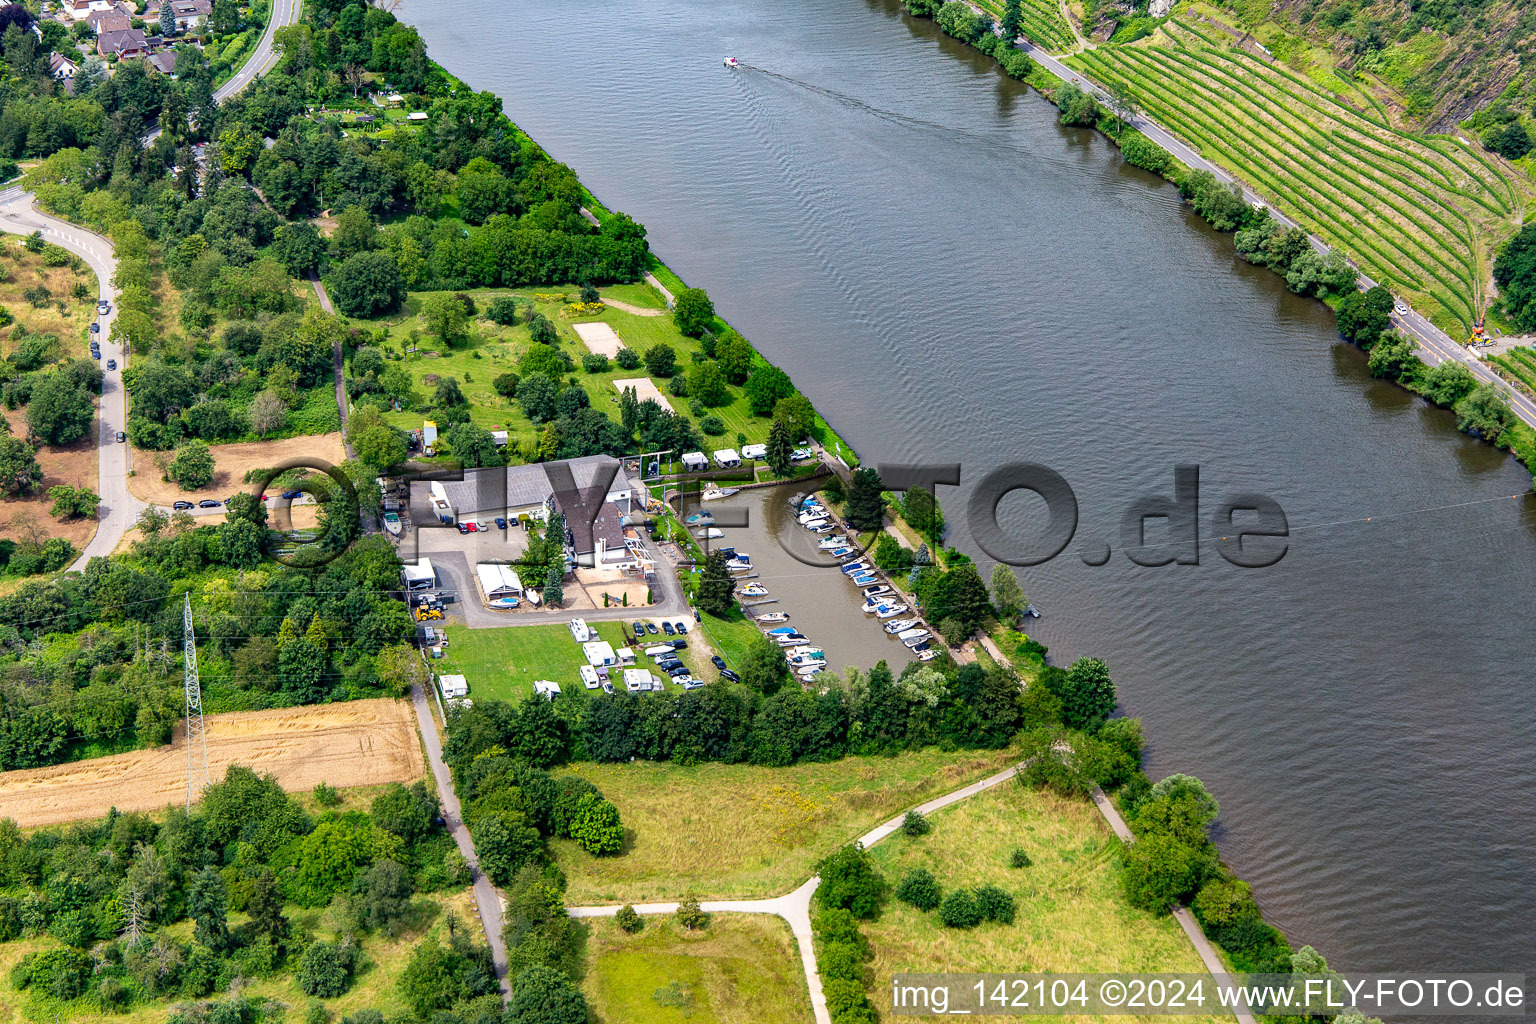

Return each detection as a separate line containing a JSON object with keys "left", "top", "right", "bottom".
{"left": 281, "top": 489, "right": 304, "bottom": 499}
{"left": 662, "top": 621, "right": 675, "bottom": 636}
{"left": 172, "top": 501, "right": 194, "bottom": 510}
{"left": 645, "top": 622, "right": 659, "bottom": 635}
{"left": 675, "top": 621, "right": 688, "bottom": 634}
{"left": 89, "top": 322, "right": 100, "bottom": 334}
{"left": 632, "top": 620, "right": 646, "bottom": 636}
{"left": 496, "top": 517, "right": 507, "bottom": 530}
{"left": 667, "top": 664, "right": 690, "bottom": 677}
{"left": 114, "top": 431, "right": 125, "bottom": 443}
{"left": 711, "top": 655, "right": 727, "bottom": 670}
{"left": 456, "top": 522, "right": 469, "bottom": 534}
{"left": 465, "top": 521, "right": 478, "bottom": 532}
{"left": 97, "top": 300, "right": 110, "bottom": 315}
{"left": 106, "top": 359, "right": 116, "bottom": 370}
{"left": 668, "top": 639, "right": 687, "bottom": 651}
{"left": 198, "top": 499, "right": 221, "bottom": 509}
{"left": 719, "top": 668, "right": 740, "bottom": 683}
{"left": 655, "top": 660, "right": 682, "bottom": 673}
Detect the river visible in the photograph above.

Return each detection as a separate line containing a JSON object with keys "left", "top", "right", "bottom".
{"left": 405, "top": 0, "right": 1536, "bottom": 982}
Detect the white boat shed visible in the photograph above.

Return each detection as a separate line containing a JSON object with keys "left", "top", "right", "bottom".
{"left": 475, "top": 562, "right": 524, "bottom": 601}
{"left": 401, "top": 557, "right": 437, "bottom": 590}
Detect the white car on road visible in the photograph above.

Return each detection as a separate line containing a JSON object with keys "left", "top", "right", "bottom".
{"left": 1394, "top": 302, "right": 1409, "bottom": 316}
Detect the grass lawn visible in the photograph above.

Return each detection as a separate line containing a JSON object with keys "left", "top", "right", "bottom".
{"left": 0, "top": 237, "right": 96, "bottom": 361}
{"left": 581, "top": 914, "right": 812, "bottom": 1024}
{"left": 365, "top": 283, "right": 780, "bottom": 453}
{"left": 860, "top": 782, "right": 1225, "bottom": 1023}
{"left": 549, "top": 746, "right": 1024, "bottom": 903}
{"left": 692, "top": 608, "right": 765, "bottom": 672}
{"left": 438, "top": 620, "right": 632, "bottom": 701}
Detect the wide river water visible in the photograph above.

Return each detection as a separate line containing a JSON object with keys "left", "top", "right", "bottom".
{"left": 406, "top": 0, "right": 1536, "bottom": 981}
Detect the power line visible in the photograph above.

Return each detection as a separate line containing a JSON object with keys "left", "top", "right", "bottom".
{"left": 183, "top": 595, "right": 207, "bottom": 812}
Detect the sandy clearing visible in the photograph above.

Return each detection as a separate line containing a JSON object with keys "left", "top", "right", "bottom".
{"left": 0, "top": 698, "right": 424, "bottom": 827}
{"left": 128, "top": 432, "right": 347, "bottom": 506}
{"left": 572, "top": 321, "right": 625, "bottom": 356}
{"left": 0, "top": 408, "right": 99, "bottom": 549}
{"left": 610, "top": 376, "right": 673, "bottom": 414}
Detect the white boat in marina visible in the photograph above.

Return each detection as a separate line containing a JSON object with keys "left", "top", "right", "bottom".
{"left": 797, "top": 666, "right": 823, "bottom": 679}
{"left": 738, "top": 583, "right": 768, "bottom": 597}
{"left": 840, "top": 560, "right": 870, "bottom": 575}
{"left": 917, "top": 648, "right": 938, "bottom": 661}
{"left": 884, "top": 619, "right": 917, "bottom": 634}
{"left": 824, "top": 546, "right": 854, "bottom": 559}
{"left": 874, "top": 603, "right": 909, "bottom": 619}
{"left": 902, "top": 633, "right": 931, "bottom": 648}
{"left": 685, "top": 511, "right": 715, "bottom": 525}
{"left": 726, "top": 559, "right": 753, "bottom": 573}
{"left": 849, "top": 574, "right": 879, "bottom": 587}
{"left": 786, "top": 645, "right": 825, "bottom": 659}
{"left": 861, "top": 585, "right": 891, "bottom": 599}
{"left": 766, "top": 626, "right": 799, "bottom": 635}
{"left": 697, "top": 527, "right": 724, "bottom": 539}
{"left": 757, "top": 612, "right": 790, "bottom": 623}
{"left": 806, "top": 522, "right": 834, "bottom": 533}
{"left": 817, "top": 535, "right": 847, "bottom": 550}
{"left": 775, "top": 633, "right": 810, "bottom": 646}
{"left": 702, "top": 487, "right": 740, "bottom": 501}
{"left": 861, "top": 598, "right": 891, "bottom": 614}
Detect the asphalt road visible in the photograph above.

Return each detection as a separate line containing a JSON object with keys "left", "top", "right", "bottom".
{"left": 1015, "top": 39, "right": 1536, "bottom": 432}
{"left": 3, "top": 0, "right": 304, "bottom": 564}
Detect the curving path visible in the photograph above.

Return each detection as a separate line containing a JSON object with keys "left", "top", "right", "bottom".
{"left": 1014, "top": 38, "right": 1536, "bottom": 434}
{"left": 5, "top": 0, "right": 305, "bottom": 565}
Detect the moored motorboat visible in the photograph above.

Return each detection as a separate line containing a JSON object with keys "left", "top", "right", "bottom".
{"left": 884, "top": 619, "right": 917, "bottom": 634}
{"left": 806, "top": 521, "right": 833, "bottom": 533}
{"left": 860, "top": 585, "right": 891, "bottom": 599}
{"left": 775, "top": 633, "right": 810, "bottom": 646}
{"left": 697, "top": 527, "right": 724, "bottom": 539}
{"left": 738, "top": 583, "right": 768, "bottom": 597}
{"left": 840, "top": 560, "right": 870, "bottom": 575}
{"left": 383, "top": 511, "right": 402, "bottom": 535}
{"left": 766, "top": 626, "right": 799, "bottom": 635}
{"left": 874, "top": 603, "right": 909, "bottom": 619}
{"left": 817, "top": 535, "right": 848, "bottom": 549}
{"left": 757, "top": 612, "right": 790, "bottom": 623}
{"left": 685, "top": 511, "right": 715, "bottom": 526}
{"left": 702, "top": 487, "right": 739, "bottom": 501}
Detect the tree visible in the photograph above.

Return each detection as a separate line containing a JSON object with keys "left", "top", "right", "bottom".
{"left": 297, "top": 939, "right": 355, "bottom": 997}
{"left": 274, "top": 222, "right": 327, "bottom": 276}
{"left": 815, "top": 844, "right": 885, "bottom": 918}
{"left": 901, "top": 810, "right": 932, "bottom": 837}
{"left": 26, "top": 372, "right": 94, "bottom": 444}
{"left": 715, "top": 331, "right": 754, "bottom": 383}
{"left": 1135, "top": 774, "right": 1219, "bottom": 849}
{"left": 168, "top": 440, "right": 216, "bottom": 490}
{"left": 744, "top": 365, "right": 795, "bottom": 416}
{"left": 0, "top": 436, "right": 42, "bottom": 496}
{"left": 1106, "top": 79, "right": 1139, "bottom": 133}
{"left": 675, "top": 894, "right": 709, "bottom": 930}
{"left": 1496, "top": 223, "right": 1536, "bottom": 331}
{"left": 1000, "top": 0, "right": 1021, "bottom": 38}
{"left": 990, "top": 564, "right": 1025, "bottom": 621}
{"left": 493, "top": 372, "right": 521, "bottom": 400}
{"left": 938, "top": 888, "right": 981, "bottom": 928}
{"left": 247, "top": 869, "right": 288, "bottom": 947}
{"left": 739, "top": 633, "right": 789, "bottom": 695}
{"left": 643, "top": 343, "right": 676, "bottom": 377}
{"left": 331, "top": 205, "right": 378, "bottom": 259}
{"left": 615, "top": 904, "right": 643, "bottom": 933}
{"left": 188, "top": 867, "right": 231, "bottom": 951}
{"left": 471, "top": 812, "right": 543, "bottom": 886}
{"left": 673, "top": 287, "right": 715, "bottom": 337}
{"left": 444, "top": 421, "right": 499, "bottom": 468}
{"left": 1058, "top": 656, "right": 1115, "bottom": 730}
{"left": 1056, "top": 83, "right": 1099, "bottom": 127}
{"left": 487, "top": 296, "right": 521, "bottom": 325}
{"left": 569, "top": 793, "right": 624, "bottom": 854}
{"left": 772, "top": 393, "right": 816, "bottom": 440}
{"left": 1120, "top": 834, "right": 1209, "bottom": 911}
{"left": 895, "top": 867, "right": 941, "bottom": 911}
{"left": 1455, "top": 383, "right": 1515, "bottom": 444}
{"left": 843, "top": 467, "right": 887, "bottom": 532}
{"left": 688, "top": 361, "right": 729, "bottom": 406}
{"left": 249, "top": 390, "right": 288, "bottom": 436}
{"left": 765, "top": 417, "right": 794, "bottom": 477}
{"left": 697, "top": 548, "right": 736, "bottom": 617}
{"left": 1335, "top": 285, "right": 1394, "bottom": 346}
{"left": 543, "top": 562, "right": 564, "bottom": 608}
{"left": 48, "top": 485, "right": 100, "bottom": 520}
{"left": 974, "top": 884, "right": 1015, "bottom": 924}
{"left": 159, "top": 0, "right": 175, "bottom": 36}
{"left": 356, "top": 859, "right": 414, "bottom": 934}
{"left": 328, "top": 251, "right": 406, "bottom": 317}
{"left": 421, "top": 292, "right": 469, "bottom": 346}
{"left": 900, "top": 485, "right": 942, "bottom": 541}
{"left": 507, "top": 965, "right": 590, "bottom": 1024}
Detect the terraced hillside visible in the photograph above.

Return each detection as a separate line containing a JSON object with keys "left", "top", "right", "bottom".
{"left": 977, "top": 0, "right": 1077, "bottom": 53}
{"left": 1491, "top": 346, "right": 1536, "bottom": 397}
{"left": 1066, "top": 19, "right": 1527, "bottom": 334}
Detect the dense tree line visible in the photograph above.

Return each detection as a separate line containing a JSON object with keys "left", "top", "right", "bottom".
{"left": 2, "top": 766, "right": 468, "bottom": 1015}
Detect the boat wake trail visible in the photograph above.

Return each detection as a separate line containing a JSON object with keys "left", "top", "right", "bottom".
{"left": 736, "top": 61, "right": 1032, "bottom": 156}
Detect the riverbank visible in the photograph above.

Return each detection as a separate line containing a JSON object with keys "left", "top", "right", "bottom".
{"left": 902, "top": 1, "right": 1536, "bottom": 480}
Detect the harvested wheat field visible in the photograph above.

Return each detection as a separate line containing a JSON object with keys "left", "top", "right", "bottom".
{"left": 128, "top": 432, "right": 347, "bottom": 505}
{"left": 0, "top": 698, "right": 423, "bottom": 827}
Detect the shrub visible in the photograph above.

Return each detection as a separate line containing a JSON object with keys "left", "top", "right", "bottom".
{"left": 815, "top": 844, "right": 886, "bottom": 919}
{"left": 1119, "top": 131, "right": 1173, "bottom": 175}
{"left": 581, "top": 352, "right": 610, "bottom": 373}
{"left": 938, "top": 889, "right": 982, "bottom": 929}
{"left": 644, "top": 343, "right": 676, "bottom": 377}
{"left": 675, "top": 894, "right": 709, "bottom": 930}
{"left": 1120, "top": 834, "right": 1211, "bottom": 911}
{"left": 569, "top": 794, "right": 624, "bottom": 855}
{"left": 487, "top": 296, "right": 521, "bottom": 325}
{"left": 614, "top": 347, "right": 640, "bottom": 369}
{"left": 894, "top": 868, "right": 941, "bottom": 911}
{"left": 615, "top": 904, "right": 643, "bottom": 933}
{"left": 900, "top": 810, "right": 931, "bottom": 837}
{"left": 297, "top": 938, "right": 356, "bottom": 997}
{"left": 974, "top": 884, "right": 1015, "bottom": 924}
{"left": 1009, "top": 848, "right": 1031, "bottom": 868}
{"left": 699, "top": 415, "right": 725, "bottom": 435}
{"left": 313, "top": 781, "right": 341, "bottom": 806}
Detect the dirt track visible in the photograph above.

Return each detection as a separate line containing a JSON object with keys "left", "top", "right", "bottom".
{"left": 0, "top": 698, "right": 424, "bottom": 827}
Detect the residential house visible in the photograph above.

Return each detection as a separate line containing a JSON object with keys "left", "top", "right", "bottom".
{"left": 146, "top": 48, "right": 176, "bottom": 74}
{"left": 62, "top": 0, "right": 121, "bottom": 22}
{"left": 97, "top": 28, "right": 149, "bottom": 58}
{"left": 169, "top": 0, "right": 209, "bottom": 31}
{"left": 48, "top": 52, "right": 78, "bottom": 80}
{"left": 85, "top": 9, "right": 131, "bottom": 34}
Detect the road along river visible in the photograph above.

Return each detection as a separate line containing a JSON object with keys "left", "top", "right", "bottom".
{"left": 406, "top": 0, "right": 1536, "bottom": 981}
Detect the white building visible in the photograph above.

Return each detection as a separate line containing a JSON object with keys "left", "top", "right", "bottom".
{"left": 401, "top": 558, "right": 437, "bottom": 590}
{"left": 680, "top": 451, "right": 708, "bottom": 472}
{"left": 623, "top": 669, "right": 654, "bottom": 693}
{"left": 533, "top": 680, "right": 562, "bottom": 700}
{"left": 438, "top": 674, "right": 468, "bottom": 699}
{"left": 713, "top": 448, "right": 741, "bottom": 468}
